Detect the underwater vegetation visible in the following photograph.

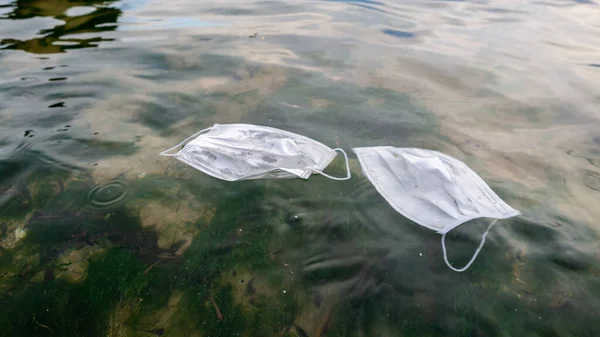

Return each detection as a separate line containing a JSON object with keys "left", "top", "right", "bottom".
{"left": 0, "top": 161, "right": 307, "bottom": 337}
{"left": 2, "top": 158, "right": 599, "bottom": 337}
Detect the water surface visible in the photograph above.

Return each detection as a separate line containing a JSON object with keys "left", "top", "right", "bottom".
{"left": 1, "top": 0, "right": 600, "bottom": 336}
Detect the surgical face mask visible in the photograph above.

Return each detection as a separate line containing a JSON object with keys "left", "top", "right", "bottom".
{"left": 353, "top": 146, "right": 520, "bottom": 272}
{"left": 160, "top": 123, "right": 350, "bottom": 182}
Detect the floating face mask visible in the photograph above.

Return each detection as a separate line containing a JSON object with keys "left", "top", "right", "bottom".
{"left": 160, "top": 123, "right": 350, "bottom": 182}
{"left": 353, "top": 146, "right": 520, "bottom": 272}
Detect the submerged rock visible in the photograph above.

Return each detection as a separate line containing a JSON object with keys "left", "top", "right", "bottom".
{"left": 138, "top": 201, "right": 211, "bottom": 252}
{"left": 54, "top": 241, "right": 108, "bottom": 283}
{"left": 0, "top": 219, "right": 30, "bottom": 249}
{"left": 108, "top": 290, "right": 201, "bottom": 337}
{"left": 14, "top": 227, "right": 27, "bottom": 241}
{"left": 90, "top": 133, "right": 177, "bottom": 183}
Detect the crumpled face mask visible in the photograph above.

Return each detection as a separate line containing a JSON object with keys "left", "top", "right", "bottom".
{"left": 353, "top": 146, "right": 520, "bottom": 272}
{"left": 160, "top": 123, "right": 350, "bottom": 182}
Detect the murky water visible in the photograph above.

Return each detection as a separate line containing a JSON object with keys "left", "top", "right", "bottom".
{"left": 2, "top": 0, "right": 600, "bottom": 336}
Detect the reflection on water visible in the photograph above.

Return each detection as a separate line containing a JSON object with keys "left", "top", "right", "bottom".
{"left": 1, "top": 0, "right": 120, "bottom": 53}
{"left": 2, "top": 0, "right": 600, "bottom": 336}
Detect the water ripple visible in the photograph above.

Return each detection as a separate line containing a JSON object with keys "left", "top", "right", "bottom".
{"left": 85, "top": 179, "right": 129, "bottom": 208}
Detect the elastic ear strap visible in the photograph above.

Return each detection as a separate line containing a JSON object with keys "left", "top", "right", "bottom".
{"left": 159, "top": 127, "right": 213, "bottom": 157}
{"left": 441, "top": 219, "right": 499, "bottom": 272}
{"left": 316, "top": 148, "right": 351, "bottom": 181}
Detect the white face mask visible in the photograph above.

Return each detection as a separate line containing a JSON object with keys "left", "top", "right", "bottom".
{"left": 353, "top": 146, "right": 520, "bottom": 272}
{"left": 160, "top": 124, "right": 350, "bottom": 182}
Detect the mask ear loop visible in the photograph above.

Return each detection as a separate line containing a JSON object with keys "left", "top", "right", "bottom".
{"left": 441, "top": 219, "right": 498, "bottom": 272}
{"left": 314, "top": 148, "right": 352, "bottom": 181}
{"left": 159, "top": 127, "right": 213, "bottom": 157}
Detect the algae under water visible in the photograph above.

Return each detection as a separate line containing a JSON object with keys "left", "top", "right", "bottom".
{"left": 2, "top": 0, "right": 600, "bottom": 336}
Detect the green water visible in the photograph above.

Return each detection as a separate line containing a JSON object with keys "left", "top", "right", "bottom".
{"left": 2, "top": 0, "right": 600, "bottom": 336}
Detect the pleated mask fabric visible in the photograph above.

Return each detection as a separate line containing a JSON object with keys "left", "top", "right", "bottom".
{"left": 353, "top": 146, "right": 520, "bottom": 271}
{"left": 160, "top": 123, "right": 350, "bottom": 182}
